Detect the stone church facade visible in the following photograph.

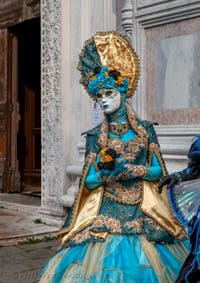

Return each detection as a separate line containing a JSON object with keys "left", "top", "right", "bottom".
{"left": 0, "top": 0, "right": 199, "bottom": 225}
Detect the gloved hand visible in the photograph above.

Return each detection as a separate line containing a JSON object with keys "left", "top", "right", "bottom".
{"left": 99, "top": 157, "right": 130, "bottom": 180}
{"left": 97, "top": 148, "right": 117, "bottom": 170}
{"left": 158, "top": 175, "right": 179, "bottom": 194}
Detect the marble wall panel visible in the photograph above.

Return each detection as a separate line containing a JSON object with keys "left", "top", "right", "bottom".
{"left": 145, "top": 17, "right": 200, "bottom": 125}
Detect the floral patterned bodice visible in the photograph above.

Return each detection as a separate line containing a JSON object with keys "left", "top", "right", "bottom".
{"left": 104, "top": 136, "right": 147, "bottom": 204}
{"left": 107, "top": 136, "right": 146, "bottom": 163}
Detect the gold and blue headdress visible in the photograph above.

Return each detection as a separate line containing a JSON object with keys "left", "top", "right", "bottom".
{"left": 77, "top": 31, "right": 140, "bottom": 100}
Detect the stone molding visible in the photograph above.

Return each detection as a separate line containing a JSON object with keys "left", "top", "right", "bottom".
{"left": 156, "top": 125, "right": 200, "bottom": 172}
{"left": 136, "top": 0, "right": 199, "bottom": 10}
{"left": 156, "top": 125, "right": 200, "bottom": 154}
{"left": 134, "top": 0, "right": 200, "bottom": 27}
{"left": 156, "top": 125, "right": 200, "bottom": 136}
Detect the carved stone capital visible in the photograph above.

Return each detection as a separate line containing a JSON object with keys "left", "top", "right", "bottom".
{"left": 121, "top": 0, "right": 133, "bottom": 37}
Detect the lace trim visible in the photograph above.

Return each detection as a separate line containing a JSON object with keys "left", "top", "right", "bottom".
{"left": 125, "top": 164, "right": 149, "bottom": 177}
{"left": 104, "top": 190, "right": 141, "bottom": 205}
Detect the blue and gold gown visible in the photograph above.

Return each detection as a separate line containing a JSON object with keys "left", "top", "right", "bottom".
{"left": 39, "top": 104, "right": 189, "bottom": 283}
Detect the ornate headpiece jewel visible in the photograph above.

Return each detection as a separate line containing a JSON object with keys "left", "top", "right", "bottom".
{"left": 87, "top": 66, "right": 128, "bottom": 95}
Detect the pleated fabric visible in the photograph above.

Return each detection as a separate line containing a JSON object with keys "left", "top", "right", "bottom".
{"left": 39, "top": 234, "right": 189, "bottom": 283}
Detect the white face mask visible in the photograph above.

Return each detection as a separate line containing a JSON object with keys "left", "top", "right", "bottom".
{"left": 96, "top": 88, "right": 121, "bottom": 114}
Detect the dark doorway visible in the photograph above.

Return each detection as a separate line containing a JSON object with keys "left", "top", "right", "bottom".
{"left": 10, "top": 18, "right": 41, "bottom": 195}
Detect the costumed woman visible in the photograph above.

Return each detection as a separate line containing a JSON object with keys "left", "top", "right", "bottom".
{"left": 159, "top": 136, "right": 200, "bottom": 282}
{"left": 39, "top": 32, "right": 189, "bottom": 283}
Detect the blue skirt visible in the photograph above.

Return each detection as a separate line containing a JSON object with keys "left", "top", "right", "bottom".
{"left": 39, "top": 234, "right": 189, "bottom": 283}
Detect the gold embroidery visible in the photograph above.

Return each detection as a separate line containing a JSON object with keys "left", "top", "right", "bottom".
{"left": 104, "top": 182, "right": 143, "bottom": 204}
{"left": 104, "top": 191, "right": 141, "bottom": 205}
{"left": 125, "top": 165, "right": 147, "bottom": 177}
{"left": 98, "top": 116, "right": 108, "bottom": 149}
{"left": 91, "top": 215, "right": 122, "bottom": 233}
{"left": 110, "top": 122, "right": 130, "bottom": 135}
{"left": 72, "top": 227, "right": 91, "bottom": 244}
{"left": 107, "top": 136, "right": 146, "bottom": 162}
{"left": 124, "top": 218, "right": 144, "bottom": 232}
{"left": 126, "top": 103, "right": 149, "bottom": 141}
